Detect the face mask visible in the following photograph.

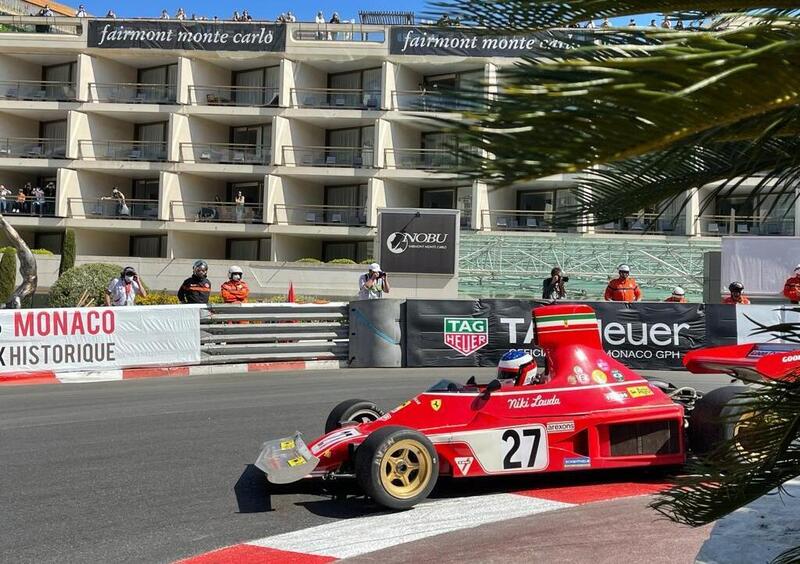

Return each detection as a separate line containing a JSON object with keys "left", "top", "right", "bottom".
{"left": 231, "top": 274, "right": 242, "bottom": 281}
{"left": 124, "top": 275, "right": 133, "bottom": 283}
{"left": 195, "top": 270, "right": 207, "bottom": 279}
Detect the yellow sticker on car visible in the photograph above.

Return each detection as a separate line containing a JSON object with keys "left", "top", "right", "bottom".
{"left": 627, "top": 386, "right": 654, "bottom": 398}
{"left": 280, "top": 439, "right": 295, "bottom": 450}
{"left": 287, "top": 456, "right": 306, "bottom": 467}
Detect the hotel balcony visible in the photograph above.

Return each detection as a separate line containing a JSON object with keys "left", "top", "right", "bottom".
{"left": 188, "top": 85, "right": 279, "bottom": 107}
{"left": 391, "top": 90, "right": 484, "bottom": 112}
{"left": 291, "top": 88, "right": 381, "bottom": 110}
{"left": 67, "top": 198, "right": 160, "bottom": 220}
{"left": 697, "top": 214, "right": 795, "bottom": 236}
{"left": 2, "top": 197, "right": 57, "bottom": 216}
{"left": 273, "top": 204, "right": 367, "bottom": 226}
{"left": 79, "top": 140, "right": 168, "bottom": 162}
{"left": 170, "top": 200, "right": 264, "bottom": 224}
{"left": 88, "top": 82, "right": 177, "bottom": 104}
{"left": 595, "top": 214, "right": 686, "bottom": 236}
{"left": 281, "top": 145, "right": 374, "bottom": 168}
{"left": 384, "top": 148, "right": 459, "bottom": 171}
{"left": 0, "top": 137, "right": 66, "bottom": 159}
{"left": 179, "top": 143, "right": 270, "bottom": 165}
{"left": 482, "top": 210, "right": 567, "bottom": 232}
{"left": 0, "top": 80, "right": 75, "bottom": 102}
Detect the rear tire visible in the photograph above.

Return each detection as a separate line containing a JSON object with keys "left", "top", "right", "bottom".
{"left": 324, "top": 399, "right": 383, "bottom": 433}
{"left": 688, "top": 385, "right": 749, "bottom": 455}
{"left": 355, "top": 426, "right": 438, "bottom": 510}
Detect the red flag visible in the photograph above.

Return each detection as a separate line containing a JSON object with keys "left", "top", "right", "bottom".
{"left": 287, "top": 282, "right": 296, "bottom": 303}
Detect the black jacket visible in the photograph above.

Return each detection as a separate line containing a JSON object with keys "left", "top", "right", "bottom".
{"left": 178, "top": 275, "right": 211, "bottom": 304}
{"left": 542, "top": 277, "right": 565, "bottom": 300}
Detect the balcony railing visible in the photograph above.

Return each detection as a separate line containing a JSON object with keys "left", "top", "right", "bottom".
{"left": 291, "top": 88, "right": 381, "bottom": 110}
{"left": 595, "top": 214, "right": 686, "bottom": 235}
{"left": 67, "top": 198, "right": 160, "bottom": 220}
{"left": 1, "top": 196, "right": 56, "bottom": 216}
{"left": 273, "top": 204, "right": 367, "bottom": 226}
{"left": 170, "top": 201, "right": 263, "bottom": 224}
{"left": 290, "top": 22, "right": 385, "bottom": 43}
{"left": 282, "top": 145, "right": 374, "bottom": 168}
{"left": 0, "top": 137, "right": 66, "bottom": 158}
{"left": 0, "top": 15, "right": 83, "bottom": 35}
{"left": 697, "top": 214, "right": 795, "bottom": 236}
{"left": 392, "top": 90, "right": 486, "bottom": 112}
{"left": 179, "top": 143, "right": 270, "bottom": 165}
{"left": 384, "top": 148, "right": 460, "bottom": 170}
{"left": 0, "top": 80, "right": 75, "bottom": 102}
{"left": 88, "top": 82, "right": 177, "bottom": 104}
{"left": 482, "top": 210, "right": 568, "bottom": 232}
{"left": 79, "top": 140, "right": 168, "bottom": 162}
{"left": 188, "top": 85, "right": 279, "bottom": 107}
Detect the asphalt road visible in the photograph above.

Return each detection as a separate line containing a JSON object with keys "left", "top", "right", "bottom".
{"left": 0, "top": 368, "right": 733, "bottom": 564}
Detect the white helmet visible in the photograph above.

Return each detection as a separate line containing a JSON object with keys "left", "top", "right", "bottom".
{"left": 618, "top": 264, "right": 631, "bottom": 273}
{"left": 672, "top": 286, "right": 685, "bottom": 296}
{"left": 794, "top": 264, "right": 800, "bottom": 273}
{"left": 368, "top": 262, "right": 381, "bottom": 272}
{"left": 228, "top": 265, "right": 243, "bottom": 278}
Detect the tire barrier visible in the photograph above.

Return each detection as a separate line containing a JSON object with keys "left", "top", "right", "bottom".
{"left": 348, "top": 299, "right": 403, "bottom": 368}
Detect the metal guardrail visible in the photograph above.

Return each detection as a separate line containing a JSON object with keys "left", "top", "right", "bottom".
{"left": 79, "top": 140, "right": 168, "bottom": 161}
{"left": 291, "top": 87, "right": 381, "bottom": 109}
{"left": 696, "top": 214, "right": 795, "bottom": 236}
{"left": 0, "top": 137, "right": 66, "bottom": 158}
{"left": 188, "top": 84, "right": 279, "bottom": 107}
{"left": 170, "top": 200, "right": 263, "bottom": 223}
{"left": 67, "top": 197, "right": 160, "bottom": 219}
{"left": 273, "top": 204, "right": 366, "bottom": 226}
{"left": 0, "top": 80, "right": 75, "bottom": 101}
{"left": 384, "top": 148, "right": 459, "bottom": 170}
{"left": 200, "top": 303, "right": 349, "bottom": 364}
{"left": 89, "top": 82, "right": 177, "bottom": 104}
{"left": 179, "top": 142, "right": 270, "bottom": 165}
{"left": 281, "top": 145, "right": 374, "bottom": 167}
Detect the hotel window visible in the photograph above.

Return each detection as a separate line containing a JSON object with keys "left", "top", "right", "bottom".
{"left": 233, "top": 66, "right": 280, "bottom": 106}
{"left": 130, "top": 235, "right": 166, "bottom": 258}
{"left": 137, "top": 64, "right": 177, "bottom": 102}
{"left": 322, "top": 240, "right": 373, "bottom": 263}
{"left": 328, "top": 68, "right": 381, "bottom": 108}
{"left": 227, "top": 238, "right": 271, "bottom": 261}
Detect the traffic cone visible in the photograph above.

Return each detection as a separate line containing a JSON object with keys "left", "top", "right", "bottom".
{"left": 287, "top": 282, "right": 296, "bottom": 303}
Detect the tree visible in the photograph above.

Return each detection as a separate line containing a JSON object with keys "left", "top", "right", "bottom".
{"left": 49, "top": 263, "right": 121, "bottom": 307}
{"left": 59, "top": 229, "right": 75, "bottom": 275}
{"left": 437, "top": 1, "right": 800, "bottom": 560}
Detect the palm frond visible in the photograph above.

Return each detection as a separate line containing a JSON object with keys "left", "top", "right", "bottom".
{"left": 651, "top": 377, "right": 800, "bottom": 526}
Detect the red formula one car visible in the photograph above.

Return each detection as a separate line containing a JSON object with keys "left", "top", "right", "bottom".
{"left": 255, "top": 304, "right": 800, "bottom": 509}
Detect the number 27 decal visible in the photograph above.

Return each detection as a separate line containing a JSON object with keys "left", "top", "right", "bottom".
{"left": 502, "top": 428, "right": 543, "bottom": 470}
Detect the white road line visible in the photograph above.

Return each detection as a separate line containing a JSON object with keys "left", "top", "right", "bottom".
{"left": 247, "top": 493, "right": 572, "bottom": 559}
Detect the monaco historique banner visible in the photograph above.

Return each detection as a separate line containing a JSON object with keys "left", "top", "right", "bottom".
{"left": 0, "top": 305, "right": 200, "bottom": 373}
{"left": 88, "top": 20, "right": 286, "bottom": 51}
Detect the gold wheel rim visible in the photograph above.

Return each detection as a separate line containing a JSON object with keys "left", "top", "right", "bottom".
{"left": 733, "top": 410, "right": 769, "bottom": 462}
{"left": 378, "top": 439, "right": 432, "bottom": 499}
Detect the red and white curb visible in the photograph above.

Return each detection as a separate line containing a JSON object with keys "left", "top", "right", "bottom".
{"left": 0, "top": 359, "right": 343, "bottom": 386}
{"left": 177, "top": 481, "right": 667, "bottom": 564}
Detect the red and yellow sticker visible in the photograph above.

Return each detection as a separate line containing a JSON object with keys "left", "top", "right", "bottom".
{"left": 287, "top": 456, "right": 306, "bottom": 467}
{"left": 627, "top": 385, "right": 654, "bottom": 398}
{"left": 591, "top": 369, "right": 607, "bottom": 384}
{"left": 430, "top": 399, "right": 442, "bottom": 411}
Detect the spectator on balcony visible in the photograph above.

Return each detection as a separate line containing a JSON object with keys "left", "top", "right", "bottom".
{"left": 649, "top": 19, "right": 657, "bottom": 27}
{"left": 287, "top": 11, "right": 296, "bottom": 22}
{"left": 44, "top": 182, "right": 56, "bottom": 215}
{"left": 104, "top": 186, "right": 128, "bottom": 216}
{"left": 783, "top": 265, "right": 800, "bottom": 304}
{"left": 315, "top": 11, "right": 325, "bottom": 39}
{"left": 178, "top": 260, "right": 211, "bottom": 304}
{"left": 675, "top": 20, "right": 685, "bottom": 30}
{"left": 359, "top": 263, "right": 390, "bottom": 299}
{"left": 627, "top": 18, "right": 636, "bottom": 26}
{"left": 232, "top": 11, "right": 241, "bottom": 21}
{"left": 601, "top": 17, "right": 610, "bottom": 28}
{"left": 661, "top": 16, "right": 672, "bottom": 29}
{"left": 75, "top": 5, "right": 87, "bottom": 17}
{"left": 31, "top": 186, "right": 45, "bottom": 216}
{"left": 723, "top": 281, "right": 750, "bottom": 305}
{"left": 160, "top": 9, "right": 170, "bottom": 19}
{"left": 37, "top": 5, "right": 54, "bottom": 16}
{"left": 234, "top": 191, "right": 245, "bottom": 222}
{"left": 585, "top": 19, "right": 595, "bottom": 29}
{"left": 542, "top": 267, "right": 568, "bottom": 301}
{"left": 176, "top": 8, "right": 187, "bottom": 20}
{"left": 665, "top": 287, "right": 687, "bottom": 303}
{"left": 105, "top": 266, "right": 147, "bottom": 307}
{"left": 105, "top": 9, "right": 116, "bottom": 18}
{"left": 0, "top": 185, "right": 10, "bottom": 214}
{"left": 13, "top": 189, "right": 26, "bottom": 214}
{"left": 221, "top": 266, "right": 250, "bottom": 303}
{"left": 242, "top": 10, "right": 252, "bottom": 22}
{"left": 604, "top": 264, "right": 642, "bottom": 302}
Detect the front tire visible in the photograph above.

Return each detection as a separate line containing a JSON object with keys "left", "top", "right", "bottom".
{"left": 355, "top": 426, "right": 438, "bottom": 510}
{"left": 324, "top": 399, "right": 383, "bottom": 433}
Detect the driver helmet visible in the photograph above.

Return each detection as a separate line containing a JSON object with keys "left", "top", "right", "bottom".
{"left": 497, "top": 350, "right": 536, "bottom": 385}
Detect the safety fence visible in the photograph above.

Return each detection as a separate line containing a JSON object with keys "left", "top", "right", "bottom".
{"left": 200, "top": 303, "right": 349, "bottom": 364}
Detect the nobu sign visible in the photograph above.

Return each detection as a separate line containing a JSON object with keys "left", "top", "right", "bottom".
{"left": 377, "top": 209, "right": 458, "bottom": 275}
{"left": 88, "top": 20, "right": 287, "bottom": 52}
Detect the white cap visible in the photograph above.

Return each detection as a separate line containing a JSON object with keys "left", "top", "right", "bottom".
{"left": 672, "top": 286, "right": 685, "bottom": 296}
{"left": 794, "top": 264, "right": 800, "bottom": 272}
{"left": 369, "top": 262, "right": 381, "bottom": 272}
{"left": 618, "top": 264, "right": 630, "bottom": 273}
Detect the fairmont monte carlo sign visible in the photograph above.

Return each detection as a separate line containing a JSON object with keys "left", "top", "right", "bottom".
{"left": 88, "top": 20, "right": 286, "bottom": 52}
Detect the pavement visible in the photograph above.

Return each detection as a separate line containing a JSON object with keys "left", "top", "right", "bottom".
{"left": 0, "top": 367, "right": 733, "bottom": 564}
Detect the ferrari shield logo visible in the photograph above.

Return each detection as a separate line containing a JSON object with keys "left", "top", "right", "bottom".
{"left": 430, "top": 399, "right": 442, "bottom": 411}
{"left": 443, "top": 317, "right": 488, "bottom": 356}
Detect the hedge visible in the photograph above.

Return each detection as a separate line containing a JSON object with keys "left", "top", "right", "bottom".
{"left": 49, "top": 263, "right": 122, "bottom": 307}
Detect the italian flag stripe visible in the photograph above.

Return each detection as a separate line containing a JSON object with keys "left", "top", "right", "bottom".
{"left": 535, "top": 313, "right": 596, "bottom": 323}
{"left": 537, "top": 321, "right": 598, "bottom": 331}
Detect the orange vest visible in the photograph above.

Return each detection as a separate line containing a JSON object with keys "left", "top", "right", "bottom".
{"left": 664, "top": 296, "right": 687, "bottom": 303}
{"left": 722, "top": 295, "right": 750, "bottom": 305}
{"left": 221, "top": 280, "right": 250, "bottom": 303}
{"left": 783, "top": 276, "right": 800, "bottom": 303}
{"left": 604, "top": 277, "right": 642, "bottom": 302}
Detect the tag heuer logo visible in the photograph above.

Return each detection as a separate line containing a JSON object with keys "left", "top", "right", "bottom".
{"left": 443, "top": 317, "right": 488, "bottom": 356}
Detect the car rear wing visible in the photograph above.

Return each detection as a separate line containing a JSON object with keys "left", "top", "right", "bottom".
{"left": 533, "top": 304, "right": 602, "bottom": 351}
{"left": 683, "top": 343, "right": 800, "bottom": 383}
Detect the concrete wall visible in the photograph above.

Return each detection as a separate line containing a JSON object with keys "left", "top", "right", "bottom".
{"left": 75, "top": 113, "right": 134, "bottom": 158}
{"left": 0, "top": 112, "right": 36, "bottom": 139}
{"left": 292, "top": 62, "right": 326, "bottom": 105}
{"left": 68, "top": 171, "right": 131, "bottom": 217}
{"left": 80, "top": 55, "right": 135, "bottom": 101}
{"left": 383, "top": 179, "right": 419, "bottom": 208}
{"left": 170, "top": 173, "right": 227, "bottom": 221}
{"left": 272, "top": 234, "right": 321, "bottom": 261}
{"left": 168, "top": 230, "right": 226, "bottom": 260}
{"left": 268, "top": 176, "right": 324, "bottom": 223}
{"left": 72, "top": 227, "right": 130, "bottom": 256}
{"left": 0, "top": 55, "right": 40, "bottom": 83}
{"left": 180, "top": 57, "right": 232, "bottom": 104}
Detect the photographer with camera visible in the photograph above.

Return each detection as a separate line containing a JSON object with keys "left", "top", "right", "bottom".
{"left": 105, "top": 266, "right": 147, "bottom": 307}
{"left": 542, "top": 267, "right": 568, "bottom": 300}
{"left": 358, "top": 262, "right": 390, "bottom": 300}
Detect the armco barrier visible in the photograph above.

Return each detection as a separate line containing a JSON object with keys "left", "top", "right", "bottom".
{"left": 200, "top": 302, "right": 349, "bottom": 364}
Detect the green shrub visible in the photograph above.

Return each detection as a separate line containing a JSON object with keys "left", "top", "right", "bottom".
{"left": 48, "top": 263, "right": 122, "bottom": 308}
{"left": 296, "top": 257, "right": 322, "bottom": 263}
{"left": 359, "top": 258, "right": 375, "bottom": 265}
{"left": 327, "top": 258, "right": 356, "bottom": 265}
{"left": 136, "top": 290, "right": 179, "bottom": 305}
{"left": 0, "top": 246, "right": 14, "bottom": 255}
{"left": 58, "top": 229, "right": 76, "bottom": 276}
{"left": 209, "top": 294, "right": 225, "bottom": 304}
{"left": 0, "top": 248, "right": 16, "bottom": 304}
{"left": 31, "top": 248, "right": 54, "bottom": 255}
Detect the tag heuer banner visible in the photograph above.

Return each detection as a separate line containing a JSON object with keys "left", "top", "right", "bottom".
{"left": 405, "top": 300, "right": 726, "bottom": 370}
{"left": 88, "top": 20, "right": 287, "bottom": 51}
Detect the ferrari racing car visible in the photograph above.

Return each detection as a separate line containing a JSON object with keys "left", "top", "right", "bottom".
{"left": 255, "top": 304, "right": 800, "bottom": 509}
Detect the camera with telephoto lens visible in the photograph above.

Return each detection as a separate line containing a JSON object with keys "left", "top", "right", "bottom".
{"left": 561, "top": 275, "right": 569, "bottom": 283}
